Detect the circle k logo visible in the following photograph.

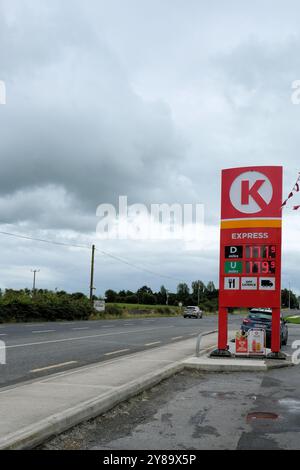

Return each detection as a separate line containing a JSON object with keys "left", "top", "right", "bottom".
{"left": 229, "top": 171, "right": 273, "bottom": 214}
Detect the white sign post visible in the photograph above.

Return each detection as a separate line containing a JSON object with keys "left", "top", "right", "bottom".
{"left": 0, "top": 341, "right": 6, "bottom": 365}
{"left": 94, "top": 300, "right": 105, "bottom": 312}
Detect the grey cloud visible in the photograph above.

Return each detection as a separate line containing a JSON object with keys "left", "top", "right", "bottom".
{"left": 0, "top": 0, "right": 188, "bottom": 224}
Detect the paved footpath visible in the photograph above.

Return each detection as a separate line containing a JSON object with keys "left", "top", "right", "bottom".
{"left": 41, "top": 326, "right": 300, "bottom": 451}
{"left": 0, "top": 333, "right": 219, "bottom": 449}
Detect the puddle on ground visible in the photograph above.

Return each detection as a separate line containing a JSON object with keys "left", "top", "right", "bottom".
{"left": 246, "top": 412, "right": 279, "bottom": 422}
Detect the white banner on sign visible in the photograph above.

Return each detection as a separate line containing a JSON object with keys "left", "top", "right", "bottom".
{"left": 241, "top": 277, "right": 257, "bottom": 290}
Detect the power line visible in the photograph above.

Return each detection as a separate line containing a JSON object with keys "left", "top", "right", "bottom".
{"left": 0, "top": 231, "right": 88, "bottom": 249}
{"left": 0, "top": 230, "right": 183, "bottom": 283}
{"left": 95, "top": 248, "right": 183, "bottom": 282}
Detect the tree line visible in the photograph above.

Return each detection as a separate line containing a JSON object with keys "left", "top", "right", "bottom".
{"left": 105, "top": 281, "right": 219, "bottom": 312}
{"left": 0, "top": 283, "right": 298, "bottom": 324}
{"left": 105, "top": 282, "right": 300, "bottom": 312}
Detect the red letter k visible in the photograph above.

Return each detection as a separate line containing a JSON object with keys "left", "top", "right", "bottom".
{"left": 241, "top": 180, "right": 267, "bottom": 209}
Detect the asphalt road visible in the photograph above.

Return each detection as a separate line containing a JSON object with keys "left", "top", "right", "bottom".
{"left": 0, "top": 314, "right": 243, "bottom": 388}
{"left": 41, "top": 324, "right": 300, "bottom": 450}
{"left": 1, "top": 310, "right": 294, "bottom": 389}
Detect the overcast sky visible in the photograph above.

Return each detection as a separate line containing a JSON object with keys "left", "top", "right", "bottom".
{"left": 1, "top": 0, "right": 300, "bottom": 296}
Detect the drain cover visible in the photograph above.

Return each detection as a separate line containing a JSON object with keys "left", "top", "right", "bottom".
{"left": 247, "top": 412, "right": 278, "bottom": 421}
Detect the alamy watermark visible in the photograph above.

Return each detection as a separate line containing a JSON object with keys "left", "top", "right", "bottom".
{"left": 0, "top": 80, "right": 6, "bottom": 105}
{"left": 292, "top": 340, "right": 300, "bottom": 365}
{"left": 0, "top": 341, "right": 6, "bottom": 365}
{"left": 291, "top": 80, "right": 300, "bottom": 104}
{"left": 96, "top": 196, "right": 204, "bottom": 243}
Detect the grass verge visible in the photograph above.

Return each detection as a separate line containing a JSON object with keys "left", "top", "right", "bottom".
{"left": 285, "top": 315, "right": 300, "bottom": 324}
{"left": 90, "top": 303, "right": 182, "bottom": 320}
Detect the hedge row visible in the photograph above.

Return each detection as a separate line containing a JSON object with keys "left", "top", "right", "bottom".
{"left": 0, "top": 294, "right": 93, "bottom": 323}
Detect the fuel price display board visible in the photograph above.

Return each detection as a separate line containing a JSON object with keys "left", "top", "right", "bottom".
{"left": 216, "top": 166, "right": 283, "bottom": 354}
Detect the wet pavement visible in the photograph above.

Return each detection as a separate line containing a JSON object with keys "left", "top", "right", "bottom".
{"left": 40, "top": 325, "right": 300, "bottom": 450}
{"left": 40, "top": 368, "right": 300, "bottom": 450}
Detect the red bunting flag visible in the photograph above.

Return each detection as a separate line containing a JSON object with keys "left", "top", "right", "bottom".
{"left": 281, "top": 172, "right": 300, "bottom": 209}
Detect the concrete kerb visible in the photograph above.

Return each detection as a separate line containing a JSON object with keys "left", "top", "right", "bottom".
{"left": 185, "top": 331, "right": 294, "bottom": 372}
{"left": 184, "top": 355, "right": 294, "bottom": 372}
{"left": 0, "top": 361, "right": 185, "bottom": 450}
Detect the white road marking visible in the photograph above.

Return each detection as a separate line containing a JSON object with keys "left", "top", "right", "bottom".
{"left": 30, "top": 361, "right": 78, "bottom": 373}
{"left": 32, "top": 330, "right": 56, "bottom": 334}
{"left": 34, "top": 346, "right": 178, "bottom": 385}
{"left": 104, "top": 349, "right": 130, "bottom": 356}
{"left": 171, "top": 336, "right": 183, "bottom": 340}
{"left": 0, "top": 334, "right": 7, "bottom": 336}
{"left": 5, "top": 327, "right": 171, "bottom": 349}
{"left": 72, "top": 327, "right": 89, "bottom": 331}
{"left": 145, "top": 341, "right": 161, "bottom": 346}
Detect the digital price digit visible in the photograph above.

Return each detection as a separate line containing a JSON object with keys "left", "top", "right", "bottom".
{"left": 263, "top": 245, "right": 276, "bottom": 259}
{"left": 245, "top": 245, "right": 276, "bottom": 259}
{"left": 246, "top": 261, "right": 276, "bottom": 274}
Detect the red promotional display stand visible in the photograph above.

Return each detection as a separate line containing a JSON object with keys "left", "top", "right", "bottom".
{"left": 211, "top": 166, "right": 285, "bottom": 359}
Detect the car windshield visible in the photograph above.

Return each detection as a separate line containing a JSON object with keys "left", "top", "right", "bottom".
{"left": 249, "top": 313, "right": 272, "bottom": 320}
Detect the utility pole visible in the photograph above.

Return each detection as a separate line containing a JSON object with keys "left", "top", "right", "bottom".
{"left": 198, "top": 281, "right": 200, "bottom": 306}
{"left": 31, "top": 269, "right": 40, "bottom": 294}
{"left": 166, "top": 289, "right": 169, "bottom": 305}
{"left": 89, "top": 244, "right": 95, "bottom": 302}
{"left": 288, "top": 282, "right": 291, "bottom": 310}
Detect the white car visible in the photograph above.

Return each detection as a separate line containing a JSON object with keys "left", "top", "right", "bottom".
{"left": 183, "top": 306, "right": 203, "bottom": 319}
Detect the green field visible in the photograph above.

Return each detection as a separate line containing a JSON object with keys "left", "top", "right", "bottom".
{"left": 285, "top": 315, "right": 300, "bottom": 324}
{"left": 90, "top": 303, "right": 183, "bottom": 320}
